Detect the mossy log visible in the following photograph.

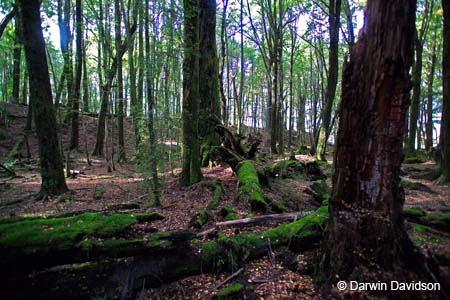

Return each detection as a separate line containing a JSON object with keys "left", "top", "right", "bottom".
{"left": 402, "top": 208, "right": 450, "bottom": 232}
{"left": 263, "top": 159, "right": 327, "bottom": 181}
{"left": 237, "top": 160, "right": 267, "bottom": 212}
{"left": 2, "top": 207, "right": 328, "bottom": 299}
{"left": 0, "top": 212, "right": 166, "bottom": 273}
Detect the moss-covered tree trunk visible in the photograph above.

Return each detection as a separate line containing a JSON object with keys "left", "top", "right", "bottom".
{"left": 440, "top": 0, "right": 450, "bottom": 183}
{"left": 181, "top": 0, "right": 202, "bottom": 185}
{"left": 18, "top": 0, "right": 68, "bottom": 198}
{"left": 324, "top": 0, "right": 436, "bottom": 292}
{"left": 315, "top": 0, "right": 341, "bottom": 161}
{"left": 198, "top": 0, "right": 221, "bottom": 166}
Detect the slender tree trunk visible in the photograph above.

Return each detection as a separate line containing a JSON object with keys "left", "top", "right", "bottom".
{"left": 12, "top": 16, "right": 22, "bottom": 104}
{"left": 407, "top": 29, "right": 423, "bottom": 155}
{"left": 144, "top": 2, "right": 160, "bottom": 204}
{"left": 115, "top": 0, "right": 125, "bottom": 161}
{"left": 439, "top": 0, "right": 450, "bottom": 183}
{"left": 219, "top": 0, "right": 229, "bottom": 125}
{"left": 70, "top": 0, "right": 83, "bottom": 150}
{"left": 18, "top": 0, "right": 68, "bottom": 199}
{"left": 315, "top": 0, "right": 341, "bottom": 160}
{"left": 82, "top": 28, "right": 89, "bottom": 113}
{"left": 425, "top": 30, "right": 437, "bottom": 151}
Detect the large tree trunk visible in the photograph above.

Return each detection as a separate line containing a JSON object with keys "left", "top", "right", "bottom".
{"left": 440, "top": 0, "right": 450, "bottom": 183}
{"left": 198, "top": 0, "right": 221, "bottom": 166}
{"left": 181, "top": 0, "right": 202, "bottom": 185}
{"left": 323, "top": 0, "right": 445, "bottom": 296}
{"left": 18, "top": 0, "right": 68, "bottom": 199}
{"left": 315, "top": 0, "right": 341, "bottom": 161}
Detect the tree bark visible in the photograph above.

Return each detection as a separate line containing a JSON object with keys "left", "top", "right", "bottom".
{"left": 18, "top": 0, "right": 68, "bottom": 199}
{"left": 439, "top": 0, "right": 450, "bottom": 183}
{"left": 198, "top": 0, "right": 221, "bottom": 166}
{"left": 323, "top": 0, "right": 444, "bottom": 295}
{"left": 115, "top": 0, "right": 125, "bottom": 162}
{"left": 181, "top": 0, "right": 202, "bottom": 185}
{"left": 69, "top": 0, "right": 83, "bottom": 150}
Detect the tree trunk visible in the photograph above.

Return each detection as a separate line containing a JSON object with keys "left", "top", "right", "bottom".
{"left": 18, "top": 0, "right": 68, "bottom": 199}
{"left": 69, "top": 0, "right": 83, "bottom": 150}
{"left": 407, "top": 29, "right": 423, "bottom": 155}
{"left": 219, "top": 0, "right": 229, "bottom": 125}
{"left": 315, "top": 0, "right": 341, "bottom": 161}
{"left": 181, "top": 0, "right": 202, "bottom": 186}
{"left": 115, "top": 0, "right": 125, "bottom": 162}
{"left": 324, "top": 0, "right": 444, "bottom": 294}
{"left": 145, "top": 0, "right": 160, "bottom": 205}
{"left": 425, "top": 28, "right": 437, "bottom": 151}
{"left": 12, "top": 16, "right": 22, "bottom": 104}
{"left": 440, "top": 0, "right": 450, "bottom": 183}
{"left": 198, "top": 0, "right": 221, "bottom": 166}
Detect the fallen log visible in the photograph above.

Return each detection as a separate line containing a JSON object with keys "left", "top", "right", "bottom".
{"left": 215, "top": 211, "right": 314, "bottom": 228}
{"left": 237, "top": 160, "right": 267, "bottom": 212}
{"left": 0, "top": 212, "right": 166, "bottom": 273}
{"left": 2, "top": 206, "right": 329, "bottom": 299}
{"left": 402, "top": 208, "right": 450, "bottom": 232}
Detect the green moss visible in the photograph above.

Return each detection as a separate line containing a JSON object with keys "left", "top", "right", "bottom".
{"left": 414, "top": 224, "right": 426, "bottom": 233}
{"left": 402, "top": 207, "right": 426, "bottom": 218}
{"left": 200, "top": 206, "right": 328, "bottom": 269}
{"left": 94, "top": 187, "right": 105, "bottom": 199}
{"left": 238, "top": 161, "right": 267, "bottom": 212}
{"left": 209, "top": 182, "right": 223, "bottom": 208}
{"left": 225, "top": 212, "right": 237, "bottom": 221}
{"left": 400, "top": 178, "right": 418, "bottom": 190}
{"left": 310, "top": 180, "right": 331, "bottom": 202}
{"left": 269, "top": 200, "right": 287, "bottom": 213}
{"left": 193, "top": 209, "right": 209, "bottom": 229}
{"left": 404, "top": 156, "right": 427, "bottom": 164}
{"left": 0, "top": 212, "right": 163, "bottom": 255}
{"left": 216, "top": 283, "right": 244, "bottom": 299}
{"left": 422, "top": 213, "right": 450, "bottom": 231}
{"left": 266, "top": 160, "right": 305, "bottom": 178}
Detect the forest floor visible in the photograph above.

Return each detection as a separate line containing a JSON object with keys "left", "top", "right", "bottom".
{"left": 0, "top": 104, "right": 449, "bottom": 299}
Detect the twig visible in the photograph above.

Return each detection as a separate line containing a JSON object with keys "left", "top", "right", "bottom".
{"left": 215, "top": 268, "right": 244, "bottom": 289}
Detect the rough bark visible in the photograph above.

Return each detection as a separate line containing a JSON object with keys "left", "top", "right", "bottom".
{"left": 439, "top": 0, "right": 450, "bottom": 183}
{"left": 181, "top": 0, "right": 202, "bottom": 186}
{"left": 115, "top": 0, "right": 125, "bottom": 162}
{"left": 198, "top": 0, "right": 221, "bottom": 166}
{"left": 323, "top": 0, "right": 445, "bottom": 296}
{"left": 18, "top": 0, "right": 68, "bottom": 198}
